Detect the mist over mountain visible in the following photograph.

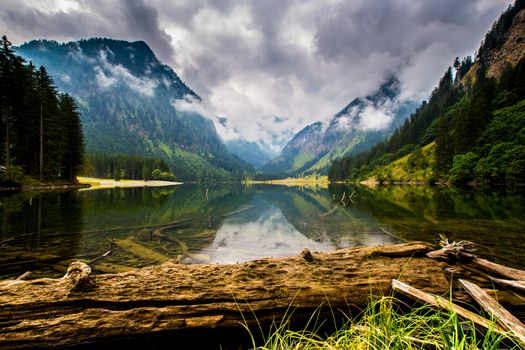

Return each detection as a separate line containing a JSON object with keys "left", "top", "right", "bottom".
{"left": 224, "top": 140, "right": 278, "bottom": 169}
{"left": 262, "top": 78, "right": 418, "bottom": 175}
{"left": 16, "top": 38, "right": 252, "bottom": 180}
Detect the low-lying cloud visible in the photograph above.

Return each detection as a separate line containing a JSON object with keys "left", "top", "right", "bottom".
{"left": 95, "top": 50, "right": 158, "bottom": 97}
{"left": 0, "top": 0, "right": 512, "bottom": 150}
{"left": 335, "top": 99, "right": 399, "bottom": 133}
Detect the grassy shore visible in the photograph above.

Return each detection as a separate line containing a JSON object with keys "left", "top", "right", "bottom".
{"left": 244, "top": 296, "right": 519, "bottom": 349}
{"left": 245, "top": 175, "right": 329, "bottom": 188}
{"left": 76, "top": 176, "right": 182, "bottom": 190}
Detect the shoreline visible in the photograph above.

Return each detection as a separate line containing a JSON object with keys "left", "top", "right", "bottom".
{"left": 0, "top": 183, "right": 90, "bottom": 192}
{"left": 77, "top": 177, "right": 183, "bottom": 191}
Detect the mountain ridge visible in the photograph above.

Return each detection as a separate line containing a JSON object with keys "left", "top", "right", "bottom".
{"left": 261, "top": 77, "right": 417, "bottom": 175}
{"left": 16, "top": 38, "right": 252, "bottom": 180}
{"left": 329, "top": 1, "right": 525, "bottom": 185}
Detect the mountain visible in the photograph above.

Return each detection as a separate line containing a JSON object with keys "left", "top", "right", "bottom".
{"left": 329, "top": 0, "right": 525, "bottom": 185}
{"left": 261, "top": 77, "right": 417, "bottom": 175}
{"left": 16, "top": 38, "right": 252, "bottom": 181}
{"left": 224, "top": 140, "right": 277, "bottom": 169}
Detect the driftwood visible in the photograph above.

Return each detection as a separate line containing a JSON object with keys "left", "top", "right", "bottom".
{"left": 88, "top": 250, "right": 112, "bottom": 265}
{"left": 491, "top": 277, "right": 525, "bottom": 293}
{"left": 427, "top": 240, "right": 525, "bottom": 281}
{"left": 459, "top": 279, "right": 525, "bottom": 346}
{"left": 470, "top": 258, "right": 525, "bottom": 281}
{"left": 392, "top": 279, "right": 505, "bottom": 333}
{"left": 0, "top": 242, "right": 450, "bottom": 349}
{"left": 15, "top": 271, "right": 32, "bottom": 281}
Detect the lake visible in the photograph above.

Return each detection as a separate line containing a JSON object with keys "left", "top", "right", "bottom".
{"left": 1, "top": 184, "right": 524, "bottom": 279}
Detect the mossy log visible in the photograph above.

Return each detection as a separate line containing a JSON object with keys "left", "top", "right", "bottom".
{"left": 0, "top": 242, "right": 451, "bottom": 349}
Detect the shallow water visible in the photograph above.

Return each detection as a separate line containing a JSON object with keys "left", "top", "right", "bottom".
{"left": 1, "top": 184, "right": 524, "bottom": 279}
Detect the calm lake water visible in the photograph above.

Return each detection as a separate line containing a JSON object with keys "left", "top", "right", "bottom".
{"left": 1, "top": 184, "right": 524, "bottom": 279}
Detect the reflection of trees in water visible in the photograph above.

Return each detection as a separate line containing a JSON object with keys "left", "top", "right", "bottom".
{"left": 73, "top": 184, "right": 257, "bottom": 270}
{"left": 255, "top": 185, "right": 394, "bottom": 248}
{"left": 329, "top": 184, "right": 525, "bottom": 222}
{"left": 329, "top": 184, "right": 525, "bottom": 268}
{"left": 0, "top": 185, "right": 258, "bottom": 278}
{"left": 0, "top": 191, "right": 85, "bottom": 279}
{"left": 80, "top": 185, "right": 255, "bottom": 230}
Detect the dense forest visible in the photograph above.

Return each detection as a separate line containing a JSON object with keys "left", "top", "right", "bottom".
{"left": 329, "top": 1, "right": 525, "bottom": 186}
{"left": 0, "top": 35, "right": 84, "bottom": 185}
{"left": 17, "top": 38, "right": 254, "bottom": 182}
{"left": 83, "top": 154, "right": 176, "bottom": 181}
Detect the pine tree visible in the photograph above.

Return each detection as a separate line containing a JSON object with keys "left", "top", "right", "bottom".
{"left": 36, "top": 66, "right": 64, "bottom": 179}
{"left": 0, "top": 35, "right": 16, "bottom": 166}
{"left": 59, "top": 94, "right": 84, "bottom": 181}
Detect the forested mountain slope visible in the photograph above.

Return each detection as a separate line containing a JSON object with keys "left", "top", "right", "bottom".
{"left": 329, "top": 0, "right": 525, "bottom": 186}
{"left": 262, "top": 78, "right": 417, "bottom": 176}
{"left": 16, "top": 38, "right": 252, "bottom": 181}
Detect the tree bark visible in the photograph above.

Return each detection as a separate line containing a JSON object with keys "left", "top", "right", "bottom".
{"left": 0, "top": 242, "right": 451, "bottom": 349}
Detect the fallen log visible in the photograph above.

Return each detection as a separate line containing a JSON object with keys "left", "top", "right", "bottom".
{"left": 491, "top": 278, "right": 525, "bottom": 293}
{"left": 392, "top": 279, "right": 504, "bottom": 333}
{"left": 459, "top": 279, "right": 525, "bottom": 346}
{"left": 0, "top": 242, "right": 449, "bottom": 349}
{"left": 470, "top": 258, "right": 525, "bottom": 281}
{"left": 113, "top": 238, "right": 170, "bottom": 263}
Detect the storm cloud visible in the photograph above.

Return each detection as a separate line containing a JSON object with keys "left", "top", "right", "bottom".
{"left": 0, "top": 0, "right": 511, "bottom": 150}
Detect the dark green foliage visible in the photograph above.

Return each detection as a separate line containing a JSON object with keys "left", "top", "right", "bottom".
{"left": 16, "top": 38, "right": 253, "bottom": 181}
{"left": 84, "top": 153, "right": 176, "bottom": 181}
{"left": 0, "top": 35, "right": 85, "bottom": 183}
{"left": 449, "top": 152, "right": 479, "bottom": 184}
{"left": 329, "top": 67, "right": 459, "bottom": 181}
{"left": 329, "top": 1, "right": 525, "bottom": 186}
{"left": 437, "top": 61, "right": 525, "bottom": 185}
{"left": 59, "top": 94, "right": 85, "bottom": 181}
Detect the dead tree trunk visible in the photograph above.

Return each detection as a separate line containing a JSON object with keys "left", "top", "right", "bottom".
{"left": 0, "top": 242, "right": 450, "bottom": 349}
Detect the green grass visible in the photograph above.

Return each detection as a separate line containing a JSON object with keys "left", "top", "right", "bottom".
{"left": 293, "top": 152, "right": 316, "bottom": 170}
{"left": 158, "top": 141, "right": 174, "bottom": 157}
{"left": 241, "top": 296, "right": 520, "bottom": 350}
{"left": 367, "top": 142, "right": 436, "bottom": 183}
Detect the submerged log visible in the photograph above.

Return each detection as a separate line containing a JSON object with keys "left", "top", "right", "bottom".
{"left": 0, "top": 242, "right": 450, "bottom": 349}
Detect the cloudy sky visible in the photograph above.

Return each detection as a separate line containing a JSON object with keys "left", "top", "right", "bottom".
{"left": 0, "top": 0, "right": 511, "bottom": 150}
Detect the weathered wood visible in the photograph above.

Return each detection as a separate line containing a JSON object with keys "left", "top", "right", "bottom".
{"left": 392, "top": 279, "right": 504, "bottom": 333}
{"left": 15, "top": 271, "right": 31, "bottom": 281}
{"left": 490, "top": 278, "right": 525, "bottom": 293}
{"left": 63, "top": 261, "right": 92, "bottom": 289}
{"left": 89, "top": 250, "right": 112, "bottom": 265}
{"left": 459, "top": 279, "right": 525, "bottom": 346}
{"left": 0, "top": 242, "right": 449, "bottom": 349}
{"left": 470, "top": 258, "right": 525, "bottom": 281}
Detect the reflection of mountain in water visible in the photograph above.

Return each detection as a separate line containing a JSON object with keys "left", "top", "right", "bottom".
{"left": 201, "top": 197, "right": 335, "bottom": 263}
{"left": 197, "top": 191, "right": 400, "bottom": 264}
{"left": 255, "top": 186, "right": 400, "bottom": 248}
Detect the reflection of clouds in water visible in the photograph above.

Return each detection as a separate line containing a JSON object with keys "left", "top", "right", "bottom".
{"left": 202, "top": 205, "right": 336, "bottom": 263}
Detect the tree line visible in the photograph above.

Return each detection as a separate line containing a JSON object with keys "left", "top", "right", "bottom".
{"left": 329, "top": 57, "right": 525, "bottom": 185}
{"left": 0, "top": 35, "right": 84, "bottom": 183}
{"left": 83, "top": 153, "right": 176, "bottom": 181}
{"left": 329, "top": 0, "right": 525, "bottom": 186}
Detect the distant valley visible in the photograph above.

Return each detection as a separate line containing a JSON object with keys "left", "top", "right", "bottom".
{"left": 261, "top": 78, "right": 417, "bottom": 176}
